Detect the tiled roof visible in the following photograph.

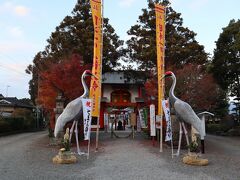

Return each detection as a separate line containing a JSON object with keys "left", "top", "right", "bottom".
{"left": 0, "top": 97, "right": 34, "bottom": 108}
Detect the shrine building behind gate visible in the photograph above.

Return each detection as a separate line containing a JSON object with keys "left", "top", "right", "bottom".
{"left": 95, "top": 71, "right": 146, "bottom": 129}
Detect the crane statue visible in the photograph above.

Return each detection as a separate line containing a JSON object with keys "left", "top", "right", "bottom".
{"left": 162, "top": 71, "right": 205, "bottom": 156}
{"left": 54, "top": 70, "right": 97, "bottom": 155}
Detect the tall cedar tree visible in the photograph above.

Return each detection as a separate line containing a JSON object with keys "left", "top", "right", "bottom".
{"left": 134, "top": 0, "right": 226, "bottom": 114}
{"left": 211, "top": 19, "right": 240, "bottom": 119}
{"left": 26, "top": 0, "right": 123, "bottom": 104}
{"left": 211, "top": 19, "right": 240, "bottom": 98}
{"left": 126, "top": 0, "right": 208, "bottom": 71}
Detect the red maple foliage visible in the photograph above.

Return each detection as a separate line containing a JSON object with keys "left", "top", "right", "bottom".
{"left": 145, "top": 64, "right": 220, "bottom": 112}
{"left": 37, "top": 55, "right": 91, "bottom": 129}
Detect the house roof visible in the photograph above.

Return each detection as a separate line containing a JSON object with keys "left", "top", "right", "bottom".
{"left": 0, "top": 97, "right": 34, "bottom": 109}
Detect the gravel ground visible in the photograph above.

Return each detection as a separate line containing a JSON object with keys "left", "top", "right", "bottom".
{"left": 0, "top": 131, "right": 239, "bottom": 180}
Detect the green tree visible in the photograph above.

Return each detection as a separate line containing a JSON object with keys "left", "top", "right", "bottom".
{"left": 26, "top": 0, "right": 123, "bottom": 104}
{"left": 127, "top": 0, "right": 227, "bottom": 116}
{"left": 211, "top": 19, "right": 240, "bottom": 99}
{"left": 125, "top": 0, "right": 208, "bottom": 71}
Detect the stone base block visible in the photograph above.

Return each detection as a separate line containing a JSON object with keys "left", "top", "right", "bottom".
{"left": 52, "top": 152, "right": 77, "bottom": 164}
{"left": 183, "top": 153, "right": 208, "bottom": 166}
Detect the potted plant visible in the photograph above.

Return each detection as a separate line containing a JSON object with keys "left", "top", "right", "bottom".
{"left": 187, "top": 141, "right": 200, "bottom": 156}
{"left": 59, "top": 128, "right": 71, "bottom": 158}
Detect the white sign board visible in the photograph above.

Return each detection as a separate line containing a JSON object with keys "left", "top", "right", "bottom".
{"left": 139, "top": 109, "right": 147, "bottom": 128}
{"left": 150, "top": 104, "right": 156, "bottom": 136}
{"left": 162, "top": 100, "right": 172, "bottom": 142}
{"left": 104, "top": 113, "right": 108, "bottom": 125}
{"left": 82, "top": 99, "right": 92, "bottom": 140}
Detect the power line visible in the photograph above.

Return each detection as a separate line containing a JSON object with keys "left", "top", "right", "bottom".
{"left": 0, "top": 63, "right": 30, "bottom": 77}
{"left": 0, "top": 52, "right": 31, "bottom": 66}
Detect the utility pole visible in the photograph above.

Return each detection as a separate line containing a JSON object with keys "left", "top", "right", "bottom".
{"left": 6, "top": 85, "right": 10, "bottom": 97}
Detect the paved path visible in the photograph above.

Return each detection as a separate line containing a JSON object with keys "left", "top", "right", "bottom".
{"left": 0, "top": 131, "right": 239, "bottom": 180}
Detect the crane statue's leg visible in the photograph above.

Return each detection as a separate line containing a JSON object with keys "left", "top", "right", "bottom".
{"left": 176, "top": 122, "right": 183, "bottom": 156}
{"left": 74, "top": 121, "right": 85, "bottom": 155}
{"left": 181, "top": 122, "right": 190, "bottom": 145}
{"left": 69, "top": 121, "right": 76, "bottom": 143}
{"left": 181, "top": 122, "right": 190, "bottom": 153}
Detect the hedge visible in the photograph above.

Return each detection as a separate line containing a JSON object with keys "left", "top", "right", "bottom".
{"left": 0, "top": 117, "right": 36, "bottom": 134}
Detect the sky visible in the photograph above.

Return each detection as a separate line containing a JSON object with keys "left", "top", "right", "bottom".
{"left": 0, "top": 0, "right": 239, "bottom": 99}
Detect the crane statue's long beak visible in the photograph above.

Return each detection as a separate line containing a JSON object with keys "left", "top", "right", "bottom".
{"left": 160, "top": 75, "right": 166, "bottom": 80}
{"left": 91, "top": 74, "right": 98, "bottom": 80}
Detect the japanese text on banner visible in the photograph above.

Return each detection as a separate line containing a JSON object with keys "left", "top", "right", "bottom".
{"left": 90, "top": 0, "right": 102, "bottom": 117}
{"left": 155, "top": 4, "right": 165, "bottom": 115}
{"left": 150, "top": 104, "right": 156, "bottom": 136}
{"left": 162, "top": 100, "right": 172, "bottom": 141}
{"left": 82, "top": 99, "right": 92, "bottom": 140}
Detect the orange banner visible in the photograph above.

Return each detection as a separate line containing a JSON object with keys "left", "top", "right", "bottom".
{"left": 90, "top": 0, "right": 102, "bottom": 117}
{"left": 155, "top": 4, "right": 165, "bottom": 115}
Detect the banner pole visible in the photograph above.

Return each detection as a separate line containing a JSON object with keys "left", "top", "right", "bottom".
{"left": 160, "top": 117, "right": 163, "bottom": 152}
{"left": 95, "top": 0, "right": 104, "bottom": 151}
{"left": 155, "top": 3, "right": 166, "bottom": 153}
{"left": 95, "top": 116, "right": 100, "bottom": 151}
{"left": 87, "top": 139, "right": 91, "bottom": 159}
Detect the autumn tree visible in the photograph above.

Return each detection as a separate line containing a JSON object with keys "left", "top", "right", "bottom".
{"left": 38, "top": 57, "right": 91, "bottom": 111}
{"left": 26, "top": 0, "right": 123, "bottom": 104}
{"left": 125, "top": 0, "right": 208, "bottom": 72}
{"left": 145, "top": 64, "right": 227, "bottom": 114}
{"left": 37, "top": 56, "right": 91, "bottom": 129}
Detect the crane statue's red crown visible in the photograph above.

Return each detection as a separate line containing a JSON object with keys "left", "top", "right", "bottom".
{"left": 165, "top": 71, "right": 173, "bottom": 75}
{"left": 85, "top": 70, "right": 92, "bottom": 75}
{"left": 165, "top": 71, "right": 173, "bottom": 77}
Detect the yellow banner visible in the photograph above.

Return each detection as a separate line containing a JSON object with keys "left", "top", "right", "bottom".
{"left": 155, "top": 4, "right": 165, "bottom": 115}
{"left": 90, "top": 0, "right": 102, "bottom": 117}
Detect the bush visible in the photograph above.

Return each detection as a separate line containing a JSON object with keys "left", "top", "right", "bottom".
{"left": 206, "top": 123, "right": 232, "bottom": 134}
{"left": 226, "top": 127, "right": 240, "bottom": 136}
{"left": 188, "top": 141, "right": 200, "bottom": 153}
{"left": 206, "top": 124, "right": 222, "bottom": 134}
{"left": 23, "top": 118, "right": 36, "bottom": 129}
{"left": 48, "top": 128, "right": 54, "bottom": 138}
{"left": 5, "top": 117, "right": 24, "bottom": 131}
{"left": 0, "top": 120, "right": 11, "bottom": 133}
{"left": 12, "top": 109, "right": 35, "bottom": 130}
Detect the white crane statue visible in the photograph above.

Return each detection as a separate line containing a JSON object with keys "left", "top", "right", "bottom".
{"left": 162, "top": 71, "right": 205, "bottom": 156}
{"left": 54, "top": 70, "right": 97, "bottom": 155}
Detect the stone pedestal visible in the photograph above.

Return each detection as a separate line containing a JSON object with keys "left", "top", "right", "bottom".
{"left": 183, "top": 153, "right": 208, "bottom": 166}
{"left": 52, "top": 150, "right": 77, "bottom": 164}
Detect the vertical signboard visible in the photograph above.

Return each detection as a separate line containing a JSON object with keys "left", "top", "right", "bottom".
{"left": 162, "top": 100, "right": 172, "bottom": 141}
{"left": 82, "top": 99, "right": 92, "bottom": 140}
{"left": 155, "top": 4, "right": 165, "bottom": 115}
{"left": 90, "top": 0, "right": 102, "bottom": 117}
{"left": 150, "top": 104, "right": 156, "bottom": 136}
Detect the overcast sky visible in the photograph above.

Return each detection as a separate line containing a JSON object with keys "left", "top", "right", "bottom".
{"left": 0, "top": 0, "right": 239, "bottom": 99}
